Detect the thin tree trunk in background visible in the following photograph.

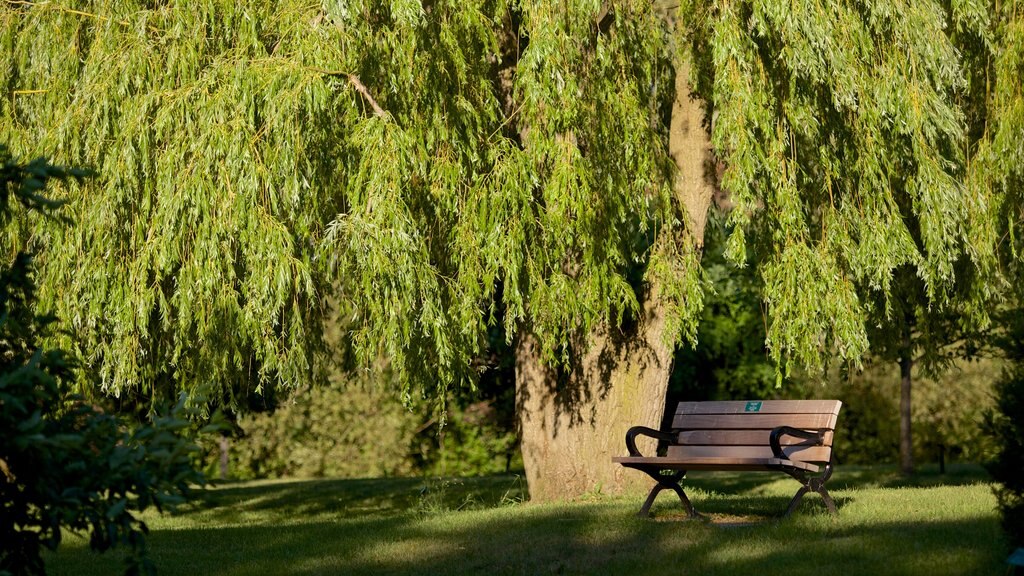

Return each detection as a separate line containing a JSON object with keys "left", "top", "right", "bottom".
{"left": 219, "top": 435, "right": 230, "bottom": 480}
{"left": 516, "top": 53, "right": 713, "bottom": 501}
{"left": 899, "top": 344, "right": 914, "bottom": 475}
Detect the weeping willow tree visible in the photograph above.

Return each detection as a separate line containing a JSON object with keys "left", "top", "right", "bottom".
{"left": 0, "top": 0, "right": 1005, "bottom": 500}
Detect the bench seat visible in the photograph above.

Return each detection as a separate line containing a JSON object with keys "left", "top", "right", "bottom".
{"left": 612, "top": 456, "right": 821, "bottom": 473}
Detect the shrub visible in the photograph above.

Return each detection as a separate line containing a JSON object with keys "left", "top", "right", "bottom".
{"left": 225, "top": 379, "right": 520, "bottom": 480}
{"left": 988, "top": 362, "right": 1024, "bottom": 547}
{"left": 414, "top": 397, "right": 520, "bottom": 478}
{"left": 228, "top": 380, "right": 419, "bottom": 479}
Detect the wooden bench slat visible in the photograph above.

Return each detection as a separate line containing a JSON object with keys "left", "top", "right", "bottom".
{"left": 611, "top": 456, "right": 821, "bottom": 473}
{"left": 667, "top": 444, "right": 833, "bottom": 463}
{"left": 675, "top": 400, "right": 842, "bottom": 415}
{"left": 677, "top": 429, "right": 834, "bottom": 447}
{"left": 670, "top": 412, "right": 838, "bottom": 430}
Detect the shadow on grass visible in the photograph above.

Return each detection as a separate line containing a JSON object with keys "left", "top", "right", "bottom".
{"left": 181, "top": 474, "right": 528, "bottom": 524}
{"left": 48, "top": 500, "right": 1004, "bottom": 576}
{"left": 679, "top": 462, "right": 991, "bottom": 497}
{"left": 177, "top": 464, "right": 987, "bottom": 525}
{"left": 661, "top": 493, "right": 855, "bottom": 521}
{"left": 45, "top": 466, "right": 1001, "bottom": 576}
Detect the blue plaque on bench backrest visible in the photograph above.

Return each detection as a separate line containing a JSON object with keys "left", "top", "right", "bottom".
{"left": 745, "top": 401, "right": 762, "bottom": 412}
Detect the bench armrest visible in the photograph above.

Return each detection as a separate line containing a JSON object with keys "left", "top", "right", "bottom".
{"left": 625, "top": 426, "right": 679, "bottom": 457}
{"left": 769, "top": 426, "right": 827, "bottom": 460}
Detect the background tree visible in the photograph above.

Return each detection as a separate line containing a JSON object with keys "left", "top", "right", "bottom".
{"left": 862, "top": 267, "right": 990, "bottom": 474}
{"left": 0, "top": 0, "right": 1004, "bottom": 502}
{"left": 843, "top": 0, "right": 1009, "bottom": 477}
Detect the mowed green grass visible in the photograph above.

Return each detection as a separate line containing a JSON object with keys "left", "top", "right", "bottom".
{"left": 45, "top": 464, "right": 1007, "bottom": 575}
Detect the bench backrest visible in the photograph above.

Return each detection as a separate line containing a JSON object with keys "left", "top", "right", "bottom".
{"left": 668, "top": 400, "right": 842, "bottom": 464}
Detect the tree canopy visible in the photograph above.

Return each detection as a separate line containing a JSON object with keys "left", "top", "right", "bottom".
{"left": 1, "top": 0, "right": 1015, "bottom": 433}
{"left": 2, "top": 0, "right": 697, "bottom": 411}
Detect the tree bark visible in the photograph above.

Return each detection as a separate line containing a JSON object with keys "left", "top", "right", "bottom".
{"left": 899, "top": 345, "right": 914, "bottom": 475}
{"left": 516, "top": 54, "right": 713, "bottom": 501}
{"left": 516, "top": 289, "right": 676, "bottom": 499}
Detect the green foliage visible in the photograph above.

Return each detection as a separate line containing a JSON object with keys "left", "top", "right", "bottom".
{"left": 228, "top": 380, "right": 418, "bottom": 480}
{"left": 913, "top": 359, "right": 998, "bottom": 463}
{"left": 2, "top": 0, "right": 339, "bottom": 407}
{"left": 414, "top": 396, "right": 520, "bottom": 478}
{"left": 223, "top": 294, "right": 519, "bottom": 481}
{"left": 0, "top": 0, "right": 601, "bottom": 394}
{"left": 987, "top": 303, "right": 1024, "bottom": 548}
{"left": 224, "top": 379, "right": 518, "bottom": 480}
{"left": 828, "top": 376, "right": 900, "bottom": 465}
{"left": 0, "top": 147, "right": 204, "bottom": 576}
{"left": 414, "top": 314, "right": 519, "bottom": 477}
{"left": 0, "top": 0, "right": 697, "bottom": 411}
{"left": 989, "top": 362, "right": 1024, "bottom": 547}
{"left": 822, "top": 359, "right": 997, "bottom": 465}
{"left": 972, "top": 0, "right": 1024, "bottom": 231}
{"left": 671, "top": 210, "right": 779, "bottom": 401}
{"left": 682, "top": 0, "right": 999, "bottom": 377}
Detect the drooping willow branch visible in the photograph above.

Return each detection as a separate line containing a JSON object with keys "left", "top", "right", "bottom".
{"left": 309, "top": 67, "right": 387, "bottom": 118}
{"left": 4, "top": 1, "right": 160, "bottom": 33}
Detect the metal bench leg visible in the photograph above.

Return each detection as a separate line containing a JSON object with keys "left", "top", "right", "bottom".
{"left": 783, "top": 458, "right": 838, "bottom": 517}
{"left": 816, "top": 481, "right": 837, "bottom": 514}
{"left": 637, "top": 471, "right": 697, "bottom": 518}
{"left": 638, "top": 484, "right": 666, "bottom": 517}
{"left": 784, "top": 485, "right": 810, "bottom": 517}
{"left": 784, "top": 477, "right": 838, "bottom": 517}
{"left": 667, "top": 479, "right": 698, "bottom": 518}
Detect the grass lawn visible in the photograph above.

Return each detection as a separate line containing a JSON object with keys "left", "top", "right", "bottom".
{"left": 45, "top": 464, "right": 1007, "bottom": 575}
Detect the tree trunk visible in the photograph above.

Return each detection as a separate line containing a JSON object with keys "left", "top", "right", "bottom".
{"left": 516, "top": 54, "right": 713, "bottom": 502}
{"left": 899, "top": 350, "right": 914, "bottom": 475}
{"left": 219, "top": 435, "right": 230, "bottom": 480}
{"left": 516, "top": 292, "right": 676, "bottom": 499}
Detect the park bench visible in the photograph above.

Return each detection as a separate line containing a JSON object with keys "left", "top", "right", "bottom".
{"left": 613, "top": 399, "right": 842, "bottom": 518}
